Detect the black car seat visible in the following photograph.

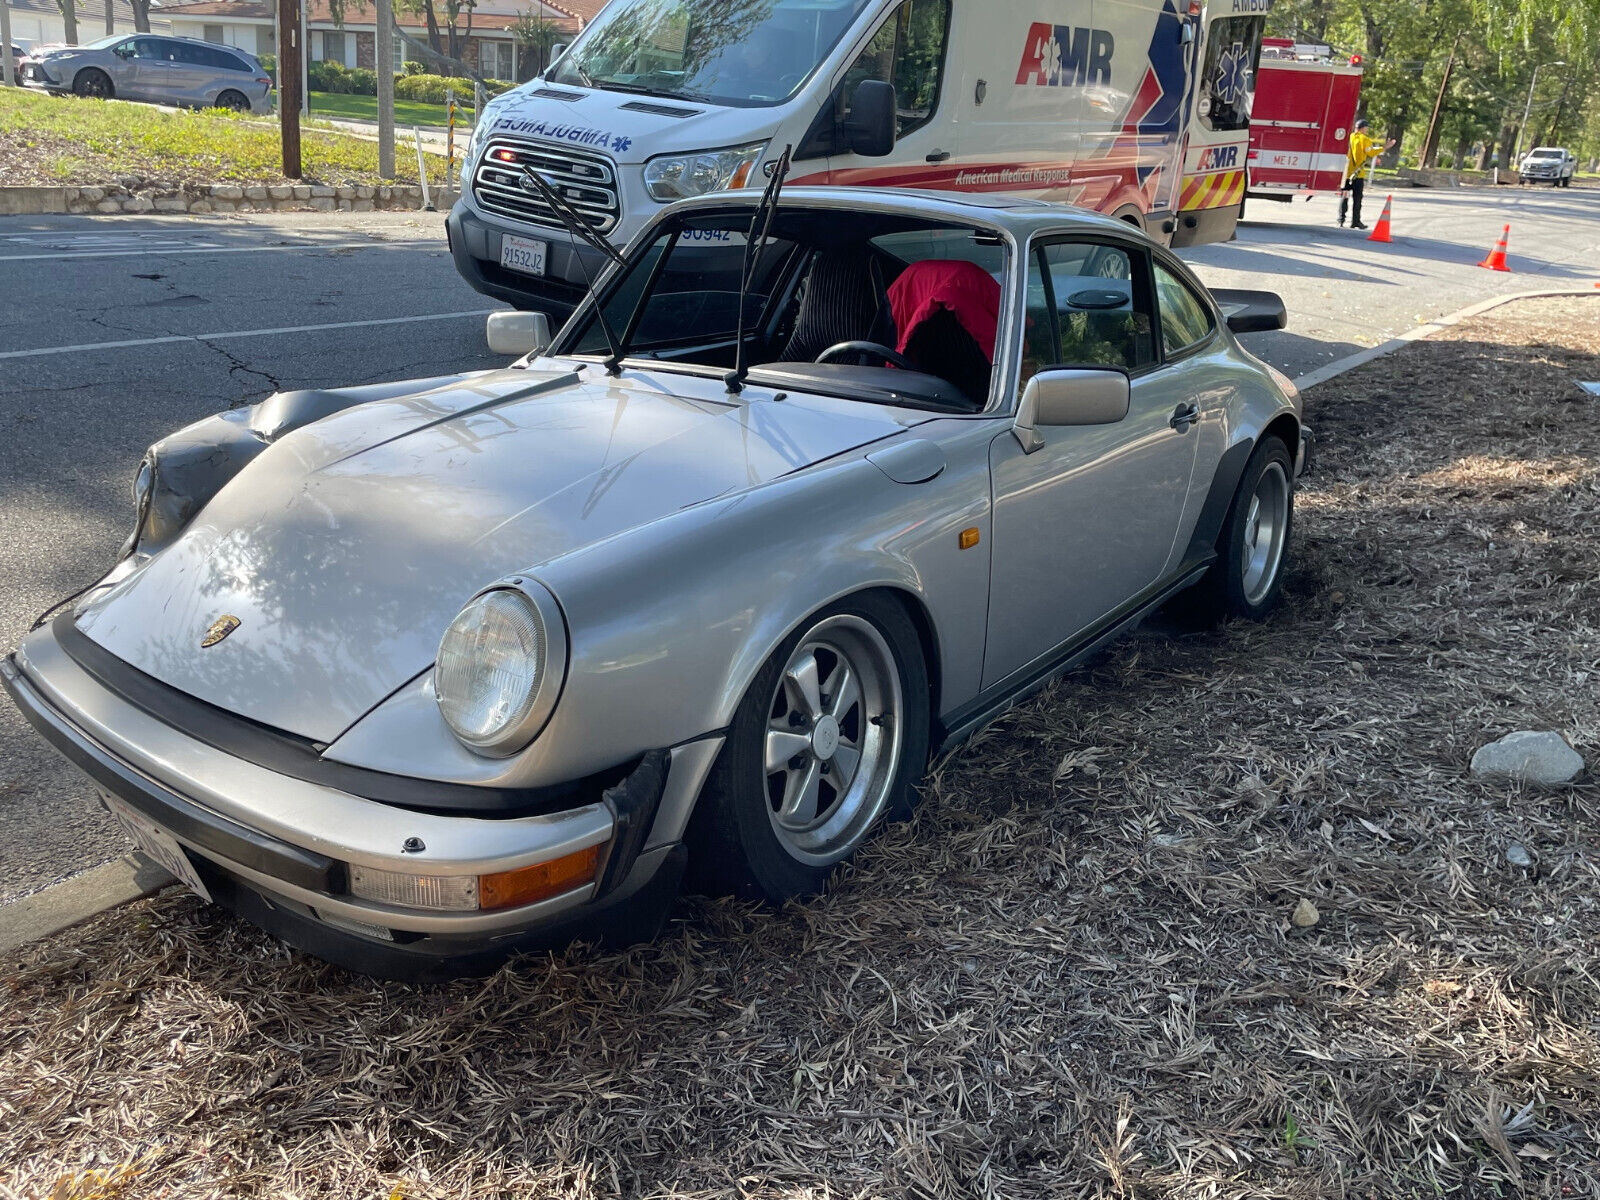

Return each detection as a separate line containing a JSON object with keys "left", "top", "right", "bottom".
{"left": 778, "top": 246, "right": 895, "bottom": 362}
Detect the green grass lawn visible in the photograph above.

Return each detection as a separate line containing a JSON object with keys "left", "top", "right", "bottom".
{"left": 307, "top": 90, "right": 460, "bottom": 127}
{"left": 0, "top": 86, "right": 446, "bottom": 185}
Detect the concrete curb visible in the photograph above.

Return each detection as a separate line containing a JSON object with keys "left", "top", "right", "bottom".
{"left": 0, "top": 855, "right": 174, "bottom": 957}
{"left": 1292, "top": 287, "right": 1600, "bottom": 392}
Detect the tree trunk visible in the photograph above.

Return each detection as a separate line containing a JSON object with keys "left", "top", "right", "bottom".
{"left": 131, "top": 0, "right": 150, "bottom": 32}
{"left": 1496, "top": 122, "right": 1516, "bottom": 170}
{"left": 103, "top": 0, "right": 113, "bottom": 36}
{"left": 1452, "top": 134, "right": 1469, "bottom": 170}
{"left": 422, "top": 0, "right": 443, "bottom": 55}
{"left": 60, "top": 0, "right": 78, "bottom": 45}
{"left": 1474, "top": 137, "right": 1492, "bottom": 171}
{"left": 1381, "top": 116, "right": 1407, "bottom": 168}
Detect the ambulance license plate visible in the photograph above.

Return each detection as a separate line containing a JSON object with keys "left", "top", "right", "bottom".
{"left": 102, "top": 792, "right": 212, "bottom": 903}
{"left": 500, "top": 234, "right": 548, "bottom": 277}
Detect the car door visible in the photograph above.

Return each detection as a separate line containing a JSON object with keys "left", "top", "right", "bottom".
{"left": 982, "top": 234, "right": 1202, "bottom": 688}
{"left": 114, "top": 37, "right": 170, "bottom": 100}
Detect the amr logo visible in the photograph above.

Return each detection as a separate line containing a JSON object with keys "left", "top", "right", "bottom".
{"left": 1015, "top": 22, "right": 1115, "bottom": 87}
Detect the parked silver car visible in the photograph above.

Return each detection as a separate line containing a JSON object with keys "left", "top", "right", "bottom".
{"left": 24, "top": 33, "right": 271, "bottom": 111}
{"left": 3, "top": 187, "right": 1306, "bottom": 979}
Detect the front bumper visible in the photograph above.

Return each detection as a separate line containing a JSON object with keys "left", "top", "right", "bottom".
{"left": 2, "top": 619, "right": 719, "bottom": 978}
{"left": 446, "top": 200, "right": 614, "bottom": 318}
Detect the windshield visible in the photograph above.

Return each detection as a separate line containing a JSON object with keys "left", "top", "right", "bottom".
{"left": 551, "top": 0, "right": 875, "bottom": 108}
{"left": 84, "top": 34, "right": 126, "bottom": 49}
{"left": 1528, "top": 150, "right": 1561, "bottom": 159}
{"left": 560, "top": 209, "right": 1008, "bottom": 411}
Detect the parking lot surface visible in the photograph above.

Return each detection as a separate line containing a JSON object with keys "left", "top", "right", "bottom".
{"left": 0, "top": 186, "right": 1596, "bottom": 903}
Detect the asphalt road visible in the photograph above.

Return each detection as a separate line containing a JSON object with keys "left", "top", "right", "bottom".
{"left": 1, "top": 185, "right": 1596, "bottom": 905}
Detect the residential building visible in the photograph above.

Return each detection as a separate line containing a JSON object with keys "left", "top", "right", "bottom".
{"left": 3, "top": 0, "right": 171, "bottom": 50}
{"left": 158, "top": 0, "right": 590, "bottom": 80}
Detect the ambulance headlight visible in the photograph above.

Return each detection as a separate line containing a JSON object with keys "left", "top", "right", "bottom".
{"left": 644, "top": 142, "right": 767, "bottom": 201}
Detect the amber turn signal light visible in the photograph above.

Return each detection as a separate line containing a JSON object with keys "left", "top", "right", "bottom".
{"left": 959, "top": 527, "right": 981, "bottom": 550}
{"left": 479, "top": 844, "right": 602, "bottom": 911}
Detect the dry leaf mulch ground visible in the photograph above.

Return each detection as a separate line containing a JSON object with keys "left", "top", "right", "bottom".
{"left": 4, "top": 296, "right": 1600, "bottom": 1200}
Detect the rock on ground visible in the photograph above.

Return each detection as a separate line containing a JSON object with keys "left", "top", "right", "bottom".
{"left": 1470, "top": 731, "right": 1584, "bottom": 785}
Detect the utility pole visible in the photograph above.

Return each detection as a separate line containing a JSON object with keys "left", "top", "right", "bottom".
{"left": 375, "top": 0, "right": 395, "bottom": 178}
{"left": 278, "top": 0, "right": 303, "bottom": 178}
{"left": 1419, "top": 33, "right": 1460, "bottom": 169}
{"left": 0, "top": 0, "right": 14, "bottom": 88}
{"left": 1511, "top": 61, "right": 1564, "bottom": 174}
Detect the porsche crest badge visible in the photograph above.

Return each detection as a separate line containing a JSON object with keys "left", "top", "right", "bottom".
{"left": 201, "top": 614, "right": 241, "bottom": 647}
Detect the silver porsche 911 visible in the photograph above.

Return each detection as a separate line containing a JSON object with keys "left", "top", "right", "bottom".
{"left": 3, "top": 186, "right": 1306, "bottom": 979}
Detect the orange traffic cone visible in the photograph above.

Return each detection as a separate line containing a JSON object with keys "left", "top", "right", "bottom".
{"left": 1366, "top": 195, "right": 1393, "bottom": 242}
{"left": 1477, "top": 224, "right": 1512, "bottom": 272}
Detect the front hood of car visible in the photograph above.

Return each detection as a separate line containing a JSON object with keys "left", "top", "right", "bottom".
{"left": 75, "top": 365, "right": 922, "bottom": 742}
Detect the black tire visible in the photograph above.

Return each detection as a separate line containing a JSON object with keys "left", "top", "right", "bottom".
{"left": 1178, "top": 435, "right": 1295, "bottom": 625}
{"left": 73, "top": 68, "right": 112, "bottom": 99}
{"left": 685, "top": 593, "right": 931, "bottom": 903}
{"left": 216, "top": 90, "right": 249, "bottom": 112}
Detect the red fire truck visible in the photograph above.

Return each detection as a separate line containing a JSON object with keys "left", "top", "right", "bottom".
{"left": 1245, "top": 38, "right": 1364, "bottom": 207}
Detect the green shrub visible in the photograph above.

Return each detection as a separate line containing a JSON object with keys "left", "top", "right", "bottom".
{"left": 258, "top": 52, "right": 275, "bottom": 74}
{"left": 348, "top": 67, "right": 377, "bottom": 94}
{"left": 395, "top": 72, "right": 481, "bottom": 104}
{"left": 402, "top": 59, "right": 427, "bottom": 76}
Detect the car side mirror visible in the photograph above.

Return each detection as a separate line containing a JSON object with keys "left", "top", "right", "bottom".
{"left": 1212, "top": 288, "right": 1287, "bottom": 334}
{"left": 845, "top": 79, "right": 896, "bottom": 158}
{"left": 486, "top": 311, "right": 551, "bottom": 357}
{"left": 1013, "top": 367, "right": 1131, "bottom": 452}
{"left": 548, "top": 43, "right": 568, "bottom": 66}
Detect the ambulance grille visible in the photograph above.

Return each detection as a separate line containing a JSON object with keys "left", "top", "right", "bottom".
{"left": 471, "top": 138, "right": 620, "bottom": 234}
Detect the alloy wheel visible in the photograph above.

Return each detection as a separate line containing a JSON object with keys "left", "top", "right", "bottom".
{"left": 761, "top": 614, "right": 903, "bottom": 866}
{"left": 1240, "top": 460, "right": 1289, "bottom": 605}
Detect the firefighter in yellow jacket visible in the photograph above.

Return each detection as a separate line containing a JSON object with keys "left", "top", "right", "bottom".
{"left": 1339, "top": 119, "right": 1397, "bottom": 229}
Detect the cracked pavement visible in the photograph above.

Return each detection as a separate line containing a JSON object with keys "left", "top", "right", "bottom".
{"left": 0, "top": 211, "right": 509, "bottom": 902}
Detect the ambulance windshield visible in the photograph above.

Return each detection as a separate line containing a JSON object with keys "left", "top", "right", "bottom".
{"left": 551, "top": 0, "right": 874, "bottom": 108}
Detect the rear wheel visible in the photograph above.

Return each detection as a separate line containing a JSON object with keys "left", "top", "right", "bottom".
{"left": 73, "top": 68, "right": 112, "bottom": 99}
{"left": 215, "top": 90, "right": 249, "bottom": 112}
{"left": 1178, "top": 436, "right": 1294, "bottom": 624}
{"left": 686, "top": 594, "right": 930, "bottom": 902}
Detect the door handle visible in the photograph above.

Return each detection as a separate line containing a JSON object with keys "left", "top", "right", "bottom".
{"left": 1170, "top": 402, "right": 1200, "bottom": 431}
{"left": 925, "top": 149, "right": 952, "bottom": 162}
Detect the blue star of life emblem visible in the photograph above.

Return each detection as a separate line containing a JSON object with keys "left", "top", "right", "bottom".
{"left": 1214, "top": 42, "right": 1249, "bottom": 107}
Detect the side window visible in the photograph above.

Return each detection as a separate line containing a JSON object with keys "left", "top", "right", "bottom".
{"left": 1021, "top": 240, "right": 1155, "bottom": 389}
{"left": 1153, "top": 262, "right": 1214, "bottom": 357}
{"left": 125, "top": 38, "right": 158, "bottom": 59}
{"left": 1199, "top": 15, "right": 1262, "bottom": 132}
{"left": 835, "top": 0, "right": 951, "bottom": 143}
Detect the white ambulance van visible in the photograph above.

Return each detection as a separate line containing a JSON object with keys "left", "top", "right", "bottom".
{"left": 447, "top": 0, "right": 1268, "bottom": 314}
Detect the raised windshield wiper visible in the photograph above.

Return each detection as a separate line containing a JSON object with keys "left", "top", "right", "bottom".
{"left": 724, "top": 144, "right": 792, "bottom": 395}
{"left": 519, "top": 167, "right": 627, "bottom": 374}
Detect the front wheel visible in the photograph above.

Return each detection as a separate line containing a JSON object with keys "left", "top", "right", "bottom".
{"left": 1177, "top": 436, "right": 1295, "bottom": 624}
{"left": 686, "top": 594, "right": 930, "bottom": 902}
{"left": 73, "top": 68, "right": 112, "bottom": 99}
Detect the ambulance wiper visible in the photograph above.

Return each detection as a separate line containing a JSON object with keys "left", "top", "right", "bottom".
{"left": 724, "top": 144, "right": 791, "bottom": 395}
{"left": 519, "top": 166, "right": 627, "bottom": 373}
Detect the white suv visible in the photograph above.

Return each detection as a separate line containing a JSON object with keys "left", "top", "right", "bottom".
{"left": 1520, "top": 147, "right": 1576, "bottom": 187}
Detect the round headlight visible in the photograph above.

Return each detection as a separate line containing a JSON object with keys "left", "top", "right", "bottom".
{"left": 434, "top": 586, "right": 564, "bottom": 755}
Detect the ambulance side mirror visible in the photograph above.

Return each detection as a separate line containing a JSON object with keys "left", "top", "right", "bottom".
{"left": 1180, "top": 21, "right": 1195, "bottom": 45}
{"left": 845, "top": 79, "right": 897, "bottom": 158}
